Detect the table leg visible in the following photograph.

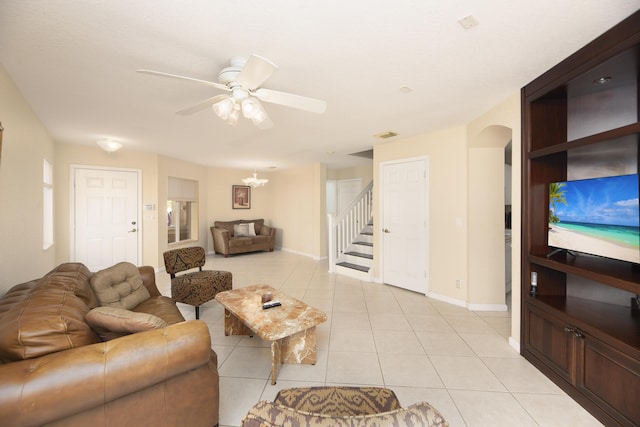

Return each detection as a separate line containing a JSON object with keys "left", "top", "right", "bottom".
{"left": 270, "top": 340, "right": 281, "bottom": 385}
{"left": 280, "top": 327, "right": 317, "bottom": 364}
{"left": 223, "top": 309, "right": 253, "bottom": 336}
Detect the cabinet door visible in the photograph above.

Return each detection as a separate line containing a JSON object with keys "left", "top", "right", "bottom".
{"left": 525, "top": 303, "right": 576, "bottom": 384}
{"left": 576, "top": 336, "right": 640, "bottom": 426}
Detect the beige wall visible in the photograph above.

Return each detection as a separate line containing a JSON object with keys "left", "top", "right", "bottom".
{"left": 468, "top": 146, "right": 506, "bottom": 306}
{"left": 467, "top": 93, "right": 521, "bottom": 344}
{"left": 268, "top": 164, "right": 326, "bottom": 259}
{"left": 374, "top": 126, "right": 470, "bottom": 301}
{"left": 372, "top": 94, "right": 521, "bottom": 344}
{"left": 55, "top": 144, "right": 161, "bottom": 268}
{"left": 0, "top": 65, "right": 57, "bottom": 292}
{"left": 327, "top": 163, "right": 373, "bottom": 184}
{"left": 206, "top": 167, "right": 274, "bottom": 252}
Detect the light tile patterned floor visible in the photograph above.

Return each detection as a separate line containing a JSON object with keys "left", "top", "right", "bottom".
{"left": 155, "top": 250, "right": 603, "bottom": 427}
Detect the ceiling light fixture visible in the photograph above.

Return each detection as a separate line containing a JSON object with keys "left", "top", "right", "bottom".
{"left": 593, "top": 76, "right": 612, "bottom": 85}
{"left": 212, "top": 86, "right": 273, "bottom": 128}
{"left": 242, "top": 171, "right": 269, "bottom": 187}
{"left": 96, "top": 139, "right": 123, "bottom": 152}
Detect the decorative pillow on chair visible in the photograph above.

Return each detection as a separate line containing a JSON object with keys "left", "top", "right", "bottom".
{"left": 86, "top": 306, "right": 167, "bottom": 341}
{"left": 90, "top": 262, "right": 150, "bottom": 309}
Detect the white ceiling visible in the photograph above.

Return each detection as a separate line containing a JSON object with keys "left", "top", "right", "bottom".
{"left": 1, "top": 1, "right": 638, "bottom": 171}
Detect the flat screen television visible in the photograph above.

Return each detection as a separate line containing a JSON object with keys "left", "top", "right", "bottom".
{"left": 548, "top": 173, "right": 640, "bottom": 264}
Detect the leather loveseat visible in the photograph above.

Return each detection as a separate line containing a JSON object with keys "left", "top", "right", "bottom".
{"left": 0, "top": 262, "right": 219, "bottom": 427}
{"left": 211, "top": 219, "right": 275, "bottom": 257}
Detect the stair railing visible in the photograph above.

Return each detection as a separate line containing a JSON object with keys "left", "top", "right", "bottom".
{"left": 328, "top": 181, "right": 373, "bottom": 272}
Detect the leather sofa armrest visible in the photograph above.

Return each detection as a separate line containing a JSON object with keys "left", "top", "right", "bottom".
{"left": 0, "top": 321, "right": 213, "bottom": 427}
{"left": 138, "top": 265, "right": 161, "bottom": 297}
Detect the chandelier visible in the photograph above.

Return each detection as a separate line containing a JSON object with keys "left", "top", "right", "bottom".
{"left": 242, "top": 171, "right": 269, "bottom": 187}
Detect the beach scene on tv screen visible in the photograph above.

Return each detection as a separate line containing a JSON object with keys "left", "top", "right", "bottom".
{"left": 548, "top": 173, "right": 640, "bottom": 264}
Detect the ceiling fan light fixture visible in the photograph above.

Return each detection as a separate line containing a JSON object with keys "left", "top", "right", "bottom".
{"left": 212, "top": 97, "right": 236, "bottom": 120}
{"left": 241, "top": 97, "right": 262, "bottom": 119}
{"left": 225, "top": 105, "right": 240, "bottom": 125}
{"left": 242, "top": 171, "right": 269, "bottom": 187}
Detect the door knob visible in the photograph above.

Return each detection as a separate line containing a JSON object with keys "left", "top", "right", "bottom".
{"left": 383, "top": 228, "right": 390, "bottom": 233}
{"left": 128, "top": 228, "right": 137, "bottom": 233}
{"left": 131, "top": 221, "right": 137, "bottom": 225}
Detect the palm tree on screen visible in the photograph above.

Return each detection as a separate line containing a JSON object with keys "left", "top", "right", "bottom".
{"left": 549, "top": 182, "right": 567, "bottom": 224}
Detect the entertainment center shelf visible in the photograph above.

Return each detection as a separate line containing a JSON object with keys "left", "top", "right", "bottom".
{"left": 529, "top": 254, "right": 640, "bottom": 295}
{"left": 529, "top": 122, "right": 640, "bottom": 160}
{"left": 521, "top": 10, "right": 640, "bottom": 426}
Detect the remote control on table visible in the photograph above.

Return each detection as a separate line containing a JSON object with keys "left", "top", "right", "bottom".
{"left": 262, "top": 300, "right": 281, "bottom": 310}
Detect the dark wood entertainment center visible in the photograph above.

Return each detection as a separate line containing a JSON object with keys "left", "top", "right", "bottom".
{"left": 521, "top": 10, "right": 640, "bottom": 426}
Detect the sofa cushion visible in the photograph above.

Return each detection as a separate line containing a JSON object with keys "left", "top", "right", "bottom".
{"left": 90, "top": 262, "right": 150, "bottom": 309}
{"left": 0, "top": 263, "right": 100, "bottom": 363}
{"left": 132, "top": 295, "right": 186, "bottom": 325}
{"left": 86, "top": 306, "right": 167, "bottom": 341}
{"left": 241, "top": 400, "right": 449, "bottom": 427}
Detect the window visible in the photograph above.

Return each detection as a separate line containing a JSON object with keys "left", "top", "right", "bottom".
{"left": 43, "top": 158, "right": 53, "bottom": 249}
{"left": 167, "top": 177, "right": 198, "bottom": 244}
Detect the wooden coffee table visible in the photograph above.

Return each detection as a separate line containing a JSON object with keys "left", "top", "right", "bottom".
{"left": 214, "top": 284, "right": 327, "bottom": 384}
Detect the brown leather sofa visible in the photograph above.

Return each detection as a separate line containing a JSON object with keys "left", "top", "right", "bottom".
{"left": 0, "top": 262, "right": 219, "bottom": 427}
{"left": 211, "top": 219, "right": 275, "bottom": 257}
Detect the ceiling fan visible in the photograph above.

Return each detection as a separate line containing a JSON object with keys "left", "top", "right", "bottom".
{"left": 137, "top": 54, "right": 327, "bottom": 129}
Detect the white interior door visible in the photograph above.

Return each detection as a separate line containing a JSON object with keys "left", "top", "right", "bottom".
{"left": 381, "top": 158, "right": 428, "bottom": 294}
{"left": 73, "top": 167, "right": 140, "bottom": 271}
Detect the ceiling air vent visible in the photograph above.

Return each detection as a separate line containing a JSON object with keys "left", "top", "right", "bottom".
{"left": 375, "top": 131, "right": 398, "bottom": 139}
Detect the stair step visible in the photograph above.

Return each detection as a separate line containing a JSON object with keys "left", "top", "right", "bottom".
{"left": 336, "top": 262, "right": 370, "bottom": 272}
{"left": 344, "top": 251, "right": 373, "bottom": 259}
{"left": 361, "top": 231, "right": 373, "bottom": 236}
{"left": 353, "top": 241, "right": 373, "bottom": 247}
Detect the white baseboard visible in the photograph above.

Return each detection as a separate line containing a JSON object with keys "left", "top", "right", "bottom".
{"left": 509, "top": 336, "right": 520, "bottom": 353}
{"left": 467, "top": 303, "right": 509, "bottom": 312}
{"left": 280, "top": 247, "right": 323, "bottom": 261}
{"left": 426, "top": 291, "right": 467, "bottom": 308}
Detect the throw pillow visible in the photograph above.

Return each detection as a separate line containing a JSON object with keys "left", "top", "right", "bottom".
{"left": 86, "top": 306, "right": 167, "bottom": 341}
{"left": 234, "top": 223, "right": 251, "bottom": 237}
{"left": 247, "top": 222, "right": 257, "bottom": 236}
{"left": 89, "top": 262, "right": 150, "bottom": 310}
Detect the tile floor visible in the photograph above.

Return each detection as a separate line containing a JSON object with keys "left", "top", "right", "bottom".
{"left": 155, "top": 250, "right": 603, "bottom": 427}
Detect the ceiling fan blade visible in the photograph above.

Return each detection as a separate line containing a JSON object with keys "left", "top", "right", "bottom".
{"left": 236, "top": 54, "right": 278, "bottom": 90}
{"left": 176, "top": 94, "right": 229, "bottom": 115}
{"left": 137, "top": 69, "right": 230, "bottom": 92}
{"left": 254, "top": 88, "right": 327, "bottom": 114}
